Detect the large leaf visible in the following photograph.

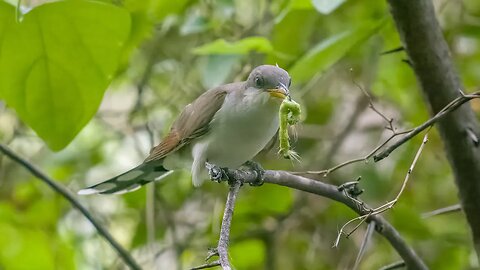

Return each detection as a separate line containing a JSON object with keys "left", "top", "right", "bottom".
{"left": 0, "top": 0, "right": 131, "bottom": 150}
{"left": 201, "top": 55, "right": 241, "bottom": 89}
{"left": 268, "top": 9, "right": 318, "bottom": 67}
{"left": 289, "top": 20, "right": 384, "bottom": 83}
{"left": 192, "top": 37, "right": 274, "bottom": 55}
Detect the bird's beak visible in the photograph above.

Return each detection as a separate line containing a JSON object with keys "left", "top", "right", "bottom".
{"left": 267, "top": 84, "right": 289, "bottom": 99}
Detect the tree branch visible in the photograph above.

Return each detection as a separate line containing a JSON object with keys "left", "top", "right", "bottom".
{"left": 195, "top": 179, "right": 243, "bottom": 270}
{"left": 217, "top": 180, "right": 242, "bottom": 270}
{"left": 189, "top": 261, "right": 220, "bottom": 270}
{"left": 298, "top": 91, "right": 479, "bottom": 176}
{"left": 422, "top": 204, "right": 462, "bottom": 219}
{"left": 379, "top": 261, "right": 406, "bottom": 270}
{"left": 387, "top": 0, "right": 480, "bottom": 259}
{"left": 373, "top": 91, "right": 480, "bottom": 162}
{"left": 221, "top": 169, "right": 427, "bottom": 270}
{"left": 352, "top": 220, "right": 376, "bottom": 270}
{"left": 0, "top": 143, "right": 141, "bottom": 270}
{"left": 333, "top": 132, "right": 429, "bottom": 248}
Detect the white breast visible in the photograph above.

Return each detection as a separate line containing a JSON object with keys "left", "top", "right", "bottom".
{"left": 163, "top": 88, "right": 282, "bottom": 186}
{"left": 202, "top": 89, "right": 281, "bottom": 168}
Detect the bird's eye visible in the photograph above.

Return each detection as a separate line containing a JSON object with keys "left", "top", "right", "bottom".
{"left": 254, "top": 76, "right": 264, "bottom": 88}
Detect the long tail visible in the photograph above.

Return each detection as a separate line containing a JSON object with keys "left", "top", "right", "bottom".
{"left": 78, "top": 163, "right": 172, "bottom": 195}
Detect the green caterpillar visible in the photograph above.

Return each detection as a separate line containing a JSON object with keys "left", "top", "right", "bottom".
{"left": 278, "top": 98, "right": 301, "bottom": 160}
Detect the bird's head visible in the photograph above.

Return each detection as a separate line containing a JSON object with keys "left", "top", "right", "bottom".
{"left": 246, "top": 65, "right": 291, "bottom": 100}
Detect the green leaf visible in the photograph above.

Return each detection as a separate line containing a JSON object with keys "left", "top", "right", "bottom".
{"left": 201, "top": 55, "right": 240, "bottom": 89}
{"left": 268, "top": 9, "right": 318, "bottom": 67}
{"left": 311, "top": 0, "right": 346, "bottom": 14}
{"left": 193, "top": 37, "right": 274, "bottom": 55}
{"left": 148, "top": 0, "right": 191, "bottom": 21}
{"left": 236, "top": 184, "right": 294, "bottom": 216}
{"left": 230, "top": 239, "right": 265, "bottom": 269}
{"left": 289, "top": 20, "right": 384, "bottom": 83}
{"left": 0, "top": 1, "right": 131, "bottom": 150}
{"left": 292, "top": 0, "right": 314, "bottom": 9}
{"left": 0, "top": 2, "right": 15, "bottom": 96}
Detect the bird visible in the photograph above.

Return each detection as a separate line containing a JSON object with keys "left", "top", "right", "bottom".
{"left": 78, "top": 65, "right": 291, "bottom": 195}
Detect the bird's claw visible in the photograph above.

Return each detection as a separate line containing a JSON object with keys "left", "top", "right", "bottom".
{"left": 206, "top": 162, "right": 228, "bottom": 182}
{"left": 244, "top": 160, "right": 265, "bottom": 186}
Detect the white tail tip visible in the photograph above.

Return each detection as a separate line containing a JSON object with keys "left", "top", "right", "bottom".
{"left": 77, "top": 188, "right": 99, "bottom": 195}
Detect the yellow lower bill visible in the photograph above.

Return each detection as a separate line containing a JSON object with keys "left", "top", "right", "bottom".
{"left": 268, "top": 89, "right": 287, "bottom": 99}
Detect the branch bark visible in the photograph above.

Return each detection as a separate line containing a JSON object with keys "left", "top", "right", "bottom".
{"left": 217, "top": 180, "right": 242, "bottom": 270}
{"left": 387, "top": 0, "right": 480, "bottom": 258}
{"left": 224, "top": 169, "right": 428, "bottom": 270}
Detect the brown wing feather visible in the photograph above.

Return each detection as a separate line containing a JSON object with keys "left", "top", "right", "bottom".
{"left": 145, "top": 131, "right": 182, "bottom": 162}
{"left": 144, "top": 84, "right": 235, "bottom": 162}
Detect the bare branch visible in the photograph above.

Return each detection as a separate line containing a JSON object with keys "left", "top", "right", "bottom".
{"left": 206, "top": 180, "right": 242, "bottom": 270}
{"left": 352, "top": 75, "right": 395, "bottom": 130}
{"left": 389, "top": 0, "right": 480, "bottom": 257}
{"left": 219, "top": 180, "right": 242, "bottom": 269}
{"left": 296, "top": 91, "right": 480, "bottom": 176}
{"left": 380, "top": 46, "right": 405, "bottom": 55}
{"left": 189, "top": 260, "right": 221, "bottom": 270}
{"left": 422, "top": 204, "right": 462, "bottom": 219}
{"left": 0, "top": 143, "right": 141, "bottom": 270}
{"left": 221, "top": 169, "right": 427, "bottom": 270}
{"left": 352, "top": 221, "right": 376, "bottom": 270}
{"left": 379, "top": 261, "right": 406, "bottom": 270}
{"left": 374, "top": 91, "right": 480, "bottom": 162}
{"left": 334, "top": 132, "right": 429, "bottom": 247}
{"left": 321, "top": 94, "right": 369, "bottom": 169}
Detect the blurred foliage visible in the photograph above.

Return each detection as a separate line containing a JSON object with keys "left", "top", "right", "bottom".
{"left": 1, "top": 0, "right": 480, "bottom": 269}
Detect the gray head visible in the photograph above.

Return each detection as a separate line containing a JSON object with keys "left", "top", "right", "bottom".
{"left": 246, "top": 65, "right": 291, "bottom": 99}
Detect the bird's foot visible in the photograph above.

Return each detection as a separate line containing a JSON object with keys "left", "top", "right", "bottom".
{"left": 243, "top": 160, "right": 265, "bottom": 186}
{"left": 206, "top": 162, "right": 229, "bottom": 183}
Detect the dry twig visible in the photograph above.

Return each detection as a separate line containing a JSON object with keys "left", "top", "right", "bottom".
{"left": 216, "top": 169, "right": 427, "bottom": 269}
{"left": 422, "top": 203, "right": 462, "bottom": 219}
{"left": 299, "top": 90, "right": 480, "bottom": 176}
{"left": 333, "top": 132, "right": 429, "bottom": 248}
{"left": 352, "top": 220, "right": 376, "bottom": 270}
{"left": 192, "top": 179, "right": 242, "bottom": 270}
{"left": 189, "top": 260, "right": 221, "bottom": 270}
{"left": 379, "top": 261, "right": 406, "bottom": 270}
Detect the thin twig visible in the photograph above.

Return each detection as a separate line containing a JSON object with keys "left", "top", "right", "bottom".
{"left": 379, "top": 261, "right": 406, "bottom": 270}
{"left": 321, "top": 94, "right": 369, "bottom": 168}
{"left": 0, "top": 143, "right": 141, "bottom": 270}
{"left": 296, "top": 91, "right": 480, "bottom": 176}
{"left": 189, "top": 260, "right": 221, "bottom": 270}
{"left": 352, "top": 75, "right": 395, "bottom": 130}
{"left": 217, "top": 180, "right": 242, "bottom": 270}
{"left": 374, "top": 91, "right": 480, "bottom": 162}
{"left": 352, "top": 220, "right": 376, "bottom": 270}
{"left": 422, "top": 203, "right": 462, "bottom": 218}
{"left": 334, "top": 132, "right": 429, "bottom": 248}
{"left": 222, "top": 169, "right": 427, "bottom": 269}
{"left": 380, "top": 46, "right": 405, "bottom": 55}
{"left": 301, "top": 77, "right": 401, "bottom": 176}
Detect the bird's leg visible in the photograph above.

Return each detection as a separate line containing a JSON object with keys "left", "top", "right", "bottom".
{"left": 243, "top": 160, "right": 265, "bottom": 186}
{"left": 206, "top": 162, "right": 229, "bottom": 182}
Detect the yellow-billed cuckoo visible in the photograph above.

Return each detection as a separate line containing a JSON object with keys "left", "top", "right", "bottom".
{"left": 78, "top": 65, "right": 291, "bottom": 195}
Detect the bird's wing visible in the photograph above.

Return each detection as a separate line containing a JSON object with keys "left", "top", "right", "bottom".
{"left": 144, "top": 85, "right": 232, "bottom": 162}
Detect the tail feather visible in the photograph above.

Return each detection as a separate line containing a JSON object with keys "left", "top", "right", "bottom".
{"left": 78, "top": 163, "right": 172, "bottom": 195}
